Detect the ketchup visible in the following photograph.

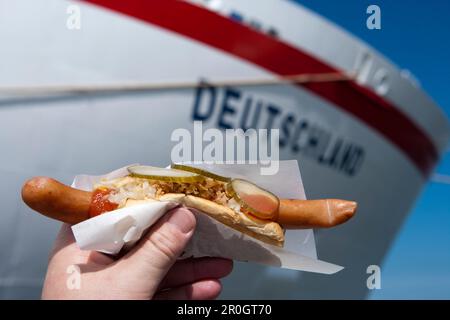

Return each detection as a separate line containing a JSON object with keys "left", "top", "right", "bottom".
{"left": 88, "top": 188, "right": 118, "bottom": 217}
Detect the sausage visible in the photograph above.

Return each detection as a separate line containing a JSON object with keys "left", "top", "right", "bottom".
{"left": 21, "top": 177, "right": 91, "bottom": 224}
{"left": 278, "top": 199, "right": 357, "bottom": 228}
{"left": 22, "top": 177, "right": 357, "bottom": 228}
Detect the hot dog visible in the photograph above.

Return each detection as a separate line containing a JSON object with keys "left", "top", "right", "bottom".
{"left": 22, "top": 178, "right": 357, "bottom": 228}
{"left": 22, "top": 165, "right": 357, "bottom": 247}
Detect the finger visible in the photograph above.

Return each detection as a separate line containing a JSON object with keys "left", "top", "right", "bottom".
{"left": 49, "top": 223, "right": 84, "bottom": 262}
{"left": 53, "top": 223, "right": 76, "bottom": 250}
{"left": 154, "top": 279, "right": 222, "bottom": 300}
{"left": 114, "top": 207, "right": 196, "bottom": 290}
{"left": 160, "top": 258, "right": 233, "bottom": 290}
{"left": 50, "top": 223, "right": 114, "bottom": 266}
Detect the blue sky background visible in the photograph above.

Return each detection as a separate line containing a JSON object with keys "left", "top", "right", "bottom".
{"left": 292, "top": 0, "right": 450, "bottom": 299}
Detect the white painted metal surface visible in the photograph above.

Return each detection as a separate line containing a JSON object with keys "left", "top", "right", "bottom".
{"left": 0, "top": 0, "right": 448, "bottom": 298}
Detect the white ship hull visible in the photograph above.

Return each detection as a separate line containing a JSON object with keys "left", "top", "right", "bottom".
{"left": 0, "top": 0, "right": 448, "bottom": 298}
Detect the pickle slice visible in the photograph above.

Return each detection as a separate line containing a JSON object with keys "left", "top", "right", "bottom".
{"left": 171, "top": 163, "right": 231, "bottom": 182}
{"left": 127, "top": 165, "right": 205, "bottom": 183}
{"left": 226, "top": 179, "right": 279, "bottom": 220}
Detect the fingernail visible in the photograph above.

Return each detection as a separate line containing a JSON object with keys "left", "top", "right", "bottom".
{"left": 167, "top": 208, "right": 196, "bottom": 234}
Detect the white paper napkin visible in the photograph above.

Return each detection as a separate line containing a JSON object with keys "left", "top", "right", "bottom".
{"left": 71, "top": 161, "right": 343, "bottom": 274}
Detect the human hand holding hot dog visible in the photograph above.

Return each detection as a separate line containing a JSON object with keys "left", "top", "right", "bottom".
{"left": 42, "top": 208, "right": 233, "bottom": 300}
{"left": 25, "top": 164, "right": 355, "bottom": 299}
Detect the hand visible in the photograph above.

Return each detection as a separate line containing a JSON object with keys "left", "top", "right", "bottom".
{"left": 42, "top": 207, "right": 233, "bottom": 299}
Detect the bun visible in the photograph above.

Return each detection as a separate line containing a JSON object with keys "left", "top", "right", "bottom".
{"left": 125, "top": 193, "right": 284, "bottom": 247}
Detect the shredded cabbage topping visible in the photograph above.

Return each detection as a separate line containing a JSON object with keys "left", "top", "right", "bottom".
{"left": 95, "top": 176, "right": 240, "bottom": 210}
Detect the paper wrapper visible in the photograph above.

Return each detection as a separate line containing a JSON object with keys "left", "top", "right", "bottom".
{"left": 71, "top": 161, "right": 343, "bottom": 274}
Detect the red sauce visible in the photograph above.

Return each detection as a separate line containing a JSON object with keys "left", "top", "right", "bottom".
{"left": 88, "top": 188, "right": 119, "bottom": 217}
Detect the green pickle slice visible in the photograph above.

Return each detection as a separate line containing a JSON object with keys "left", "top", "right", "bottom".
{"left": 170, "top": 164, "right": 231, "bottom": 182}
{"left": 127, "top": 165, "right": 205, "bottom": 183}
{"left": 226, "top": 179, "right": 279, "bottom": 220}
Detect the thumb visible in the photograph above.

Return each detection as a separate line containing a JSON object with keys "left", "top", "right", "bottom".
{"left": 113, "top": 207, "right": 196, "bottom": 292}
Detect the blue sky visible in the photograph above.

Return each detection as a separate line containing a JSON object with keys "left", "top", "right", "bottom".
{"left": 293, "top": 0, "right": 450, "bottom": 299}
